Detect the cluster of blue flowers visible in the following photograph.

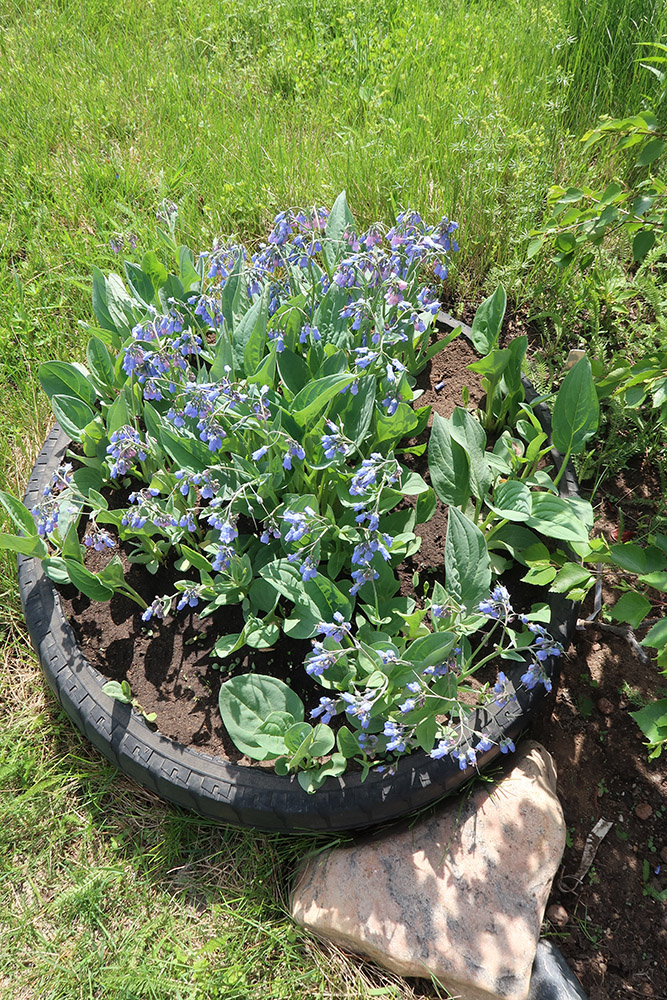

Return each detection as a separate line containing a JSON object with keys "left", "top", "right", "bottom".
{"left": 29, "top": 198, "right": 572, "bottom": 785}
{"left": 107, "top": 427, "right": 148, "bottom": 479}
{"left": 31, "top": 462, "right": 73, "bottom": 536}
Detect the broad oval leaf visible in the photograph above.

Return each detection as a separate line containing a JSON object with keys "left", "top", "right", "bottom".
{"left": 450, "top": 407, "right": 492, "bottom": 499}
{"left": 323, "top": 190, "right": 355, "bottom": 270}
{"left": 0, "top": 532, "right": 48, "bottom": 558}
{"left": 445, "top": 507, "right": 491, "bottom": 609}
{"left": 218, "top": 674, "right": 305, "bottom": 760}
{"left": 39, "top": 361, "right": 97, "bottom": 407}
{"left": 50, "top": 395, "right": 96, "bottom": 442}
{"left": 86, "top": 336, "right": 115, "bottom": 392}
{"left": 0, "top": 490, "right": 38, "bottom": 536}
{"left": 291, "top": 373, "right": 354, "bottom": 424}
{"left": 470, "top": 284, "right": 506, "bottom": 354}
{"left": 526, "top": 493, "right": 590, "bottom": 543}
{"left": 428, "top": 412, "right": 470, "bottom": 506}
{"left": 552, "top": 357, "right": 599, "bottom": 456}
{"left": 64, "top": 558, "right": 114, "bottom": 601}
{"left": 124, "top": 261, "right": 156, "bottom": 305}
{"left": 488, "top": 480, "right": 531, "bottom": 521}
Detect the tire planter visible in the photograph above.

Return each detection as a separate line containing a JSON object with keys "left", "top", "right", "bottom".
{"left": 17, "top": 353, "right": 579, "bottom": 833}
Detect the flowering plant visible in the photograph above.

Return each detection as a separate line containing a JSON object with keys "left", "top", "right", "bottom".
{"left": 1, "top": 193, "right": 579, "bottom": 792}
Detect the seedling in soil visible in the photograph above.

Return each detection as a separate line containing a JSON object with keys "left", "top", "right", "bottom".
{"left": 102, "top": 679, "right": 157, "bottom": 724}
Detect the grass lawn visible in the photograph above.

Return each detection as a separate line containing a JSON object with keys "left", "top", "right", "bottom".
{"left": 1, "top": 0, "right": 666, "bottom": 996}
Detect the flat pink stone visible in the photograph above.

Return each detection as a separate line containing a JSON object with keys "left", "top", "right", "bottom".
{"left": 291, "top": 741, "right": 565, "bottom": 1000}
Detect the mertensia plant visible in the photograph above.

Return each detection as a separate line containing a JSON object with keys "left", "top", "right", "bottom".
{"left": 0, "top": 193, "right": 588, "bottom": 792}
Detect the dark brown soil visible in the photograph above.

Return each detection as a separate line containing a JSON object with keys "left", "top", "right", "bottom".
{"left": 536, "top": 616, "right": 667, "bottom": 1000}
{"left": 58, "top": 322, "right": 667, "bottom": 1000}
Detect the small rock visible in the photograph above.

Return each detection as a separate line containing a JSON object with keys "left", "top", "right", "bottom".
{"left": 292, "top": 742, "right": 566, "bottom": 1000}
{"left": 591, "top": 642, "right": 601, "bottom": 652}
{"left": 528, "top": 940, "right": 588, "bottom": 999}
{"left": 660, "top": 846, "right": 667, "bottom": 864}
{"left": 546, "top": 904, "right": 569, "bottom": 928}
{"left": 597, "top": 697, "right": 613, "bottom": 715}
{"left": 635, "top": 802, "right": 653, "bottom": 821}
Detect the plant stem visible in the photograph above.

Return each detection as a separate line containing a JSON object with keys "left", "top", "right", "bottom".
{"left": 552, "top": 445, "right": 572, "bottom": 489}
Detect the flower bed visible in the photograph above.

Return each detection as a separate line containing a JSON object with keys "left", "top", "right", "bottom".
{"left": 4, "top": 194, "right": 597, "bottom": 827}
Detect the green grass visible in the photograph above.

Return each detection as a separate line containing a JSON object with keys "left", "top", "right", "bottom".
{"left": 1, "top": 0, "right": 666, "bottom": 995}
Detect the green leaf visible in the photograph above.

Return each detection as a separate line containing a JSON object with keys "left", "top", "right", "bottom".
{"left": 0, "top": 532, "right": 48, "bottom": 558}
{"left": 179, "top": 544, "right": 212, "bottom": 572}
{"left": 91, "top": 266, "right": 117, "bottom": 333}
{"left": 260, "top": 558, "right": 315, "bottom": 609}
{"left": 71, "top": 467, "right": 104, "bottom": 498}
{"left": 428, "top": 412, "right": 470, "bottom": 506}
{"left": 86, "top": 337, "right": 115, "bottom": 392}
{"left": 144, "top": 404, "right": 212, "bottom": 472}
{"left": 416, "top": 715, "right": 437, "bottom": 753}
{"left": 64, "top": 558, "right": 114, "bottom": 601}
{"left": 470, "top": 285, "right": 506, "bottom": 354}
{"left": 610, "top": 542, "right": 649, "bottom": 575}
{"left": 609, "top": 591, "right": 652, "bottom": 629}
{"left": 488, "top": 480, "right": 531, "bottom": 521}
{"left": 559, "top": 187, "right": 586, "bottom": 203}
{"left": 337, "top": 727, "right": 360, "bottom": 758}
{"left": 526, "top": 493, "right": 590, "bottom": 543}
{"left": 309, "top": 724, "right": 335, "bottom": 757}
{"left": 600, "top": 182, "right": 623, "bottom": 204}
{"left": 0, "top": 491, "right": 38, "bottom": 536}
{"left": 416, "top": 488, "right": 437, "bottom": 524}
{"left": 329, "top": 374, "right": 376, "bottom": 446}
{"left": 220, "top": 251, "right": 245, "bottom": 329}
{"left": 374, "top": 402, "right": 419, "bottom": 448}
{"left": 550, "top": 562, "right": 593, "bottom": 594}
{"left": 245, "top": 620, "right": 280, "bottom": 649}
{"left": 638, "top": 571, "right": 667, "bottom": 592}
{"left": 302, "top": 572, "right": 354, "bottom": 624}
{"left": 297, "top": 754, "right": 347, "bottom": 792}
{"left": 106, "top": 392, "right": 129, "bottom": 434}
{"left": 124, "top": 261, "right": 155, "bottom": 305}
{"left": 450, "top": 407, "right": 492, "bottom": 499}
{"left": 105, "top": 273, "right": 135, "bottom": 335}
{"left": 404, "top": 631, "right": 457, "bottom": 670}
{"left": 177, "top": 245, "right": 202, "bottom": 291}
{"left": 637, "top": 138, "right": 666, "bottom": 166}
{"left": 213, "top": 631, "right": 245, "bottom": 658}
{"left": 552, "top": 357, "right": 599, "bottom": 456}
{"left": 141, "top": 251, "right": 168, "bottom": 293}
{"left": 39, "top": 361, "right": 97, "bottom": 408}
{"left": 50, "top": 394, "right": 95, "bottom": 441}
{"left": 641, "top": 619, "right": 667, "bottom": 649}
{"left": 277, "top": 349, "right": 311, "bottom": 396}
{"left": 102, "top": 680, "right": 132, "bottom": 704}
{"left": 522, "top": 565, "right": 557, "bottom": 586}
{"left": 291, "top": 373, "right": 354, "bottom": 424}
{"left": 629, "top": 700, "right": 667, "bottom": 746}
{"left": 247, "top": 349, "right": 276, "bottom": 388}
{"left": 323, "top": 191, "right": 355, "bottom": 270}
{"left": 218, "top": 674, "right": 305, "bottom": 761}
{"left": 233, "top": 289, "right": 268, "bottom": 375}
{"left": 633, "top": 229, "right": 656, "bottom": 263}
{"left": 445, "top": 507, "right": 491, "bottom": 609}
{"left": 43, "top": 557, "right": 70, "bottom": 584}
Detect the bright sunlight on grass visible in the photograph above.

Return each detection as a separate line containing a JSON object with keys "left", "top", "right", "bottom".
{"left": 1, "top": 0, "right": 666, "bottom": 995}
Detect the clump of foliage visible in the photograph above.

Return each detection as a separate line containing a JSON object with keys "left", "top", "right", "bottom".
{"left": 1, "top": 194, "right": 596, "bottom": 791}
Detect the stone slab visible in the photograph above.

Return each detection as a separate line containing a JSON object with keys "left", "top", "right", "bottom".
{"left": 291, "top": 741, "right": 566, "bottom": 1000}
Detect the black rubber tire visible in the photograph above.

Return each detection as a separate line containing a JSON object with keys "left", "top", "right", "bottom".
{"left": 18, "top": 404, "right": 578, "bottom": 832}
